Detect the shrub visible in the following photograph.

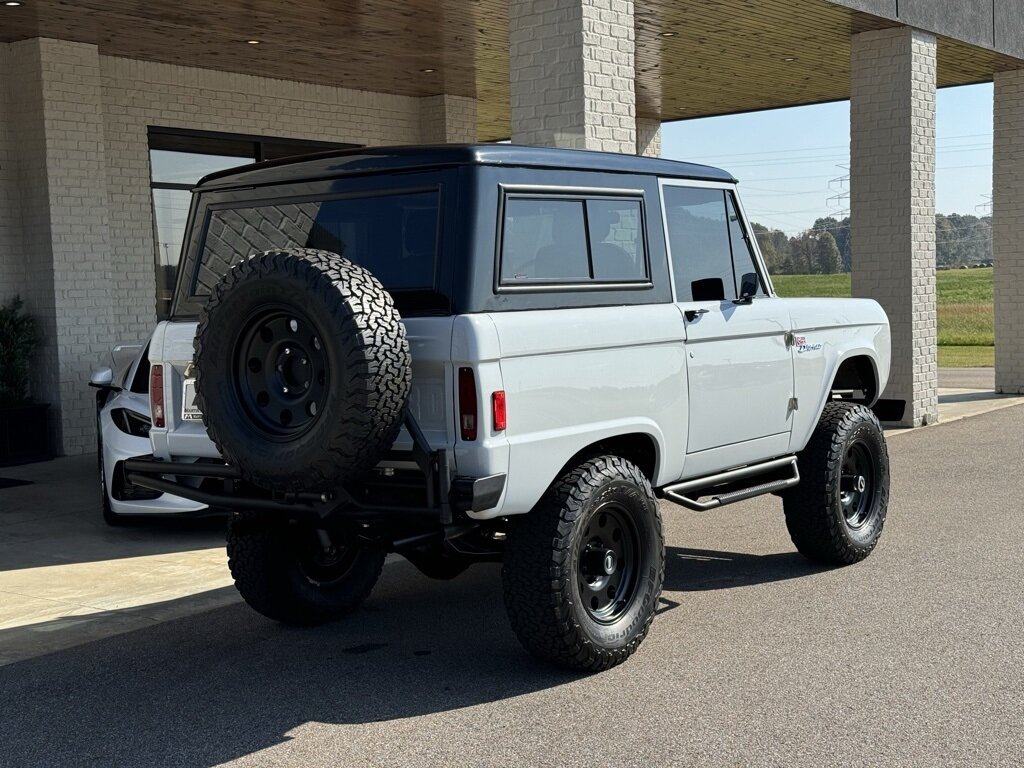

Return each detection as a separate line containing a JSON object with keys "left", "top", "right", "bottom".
{"left": 0, "top": 296, "right": 39, "bottom": 403}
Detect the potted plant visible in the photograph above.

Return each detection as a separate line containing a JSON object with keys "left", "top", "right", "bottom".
{"left": 0, "top": 295, "right": 51, "bottom": 465}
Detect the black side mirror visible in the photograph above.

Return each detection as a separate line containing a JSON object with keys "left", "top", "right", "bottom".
{"left": 738, "top": 272, "right": 759, "bottom": 301}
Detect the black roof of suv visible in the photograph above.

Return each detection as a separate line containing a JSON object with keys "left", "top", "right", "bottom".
{"left": 197, "top": 144, "right": 735, "bottom": 190}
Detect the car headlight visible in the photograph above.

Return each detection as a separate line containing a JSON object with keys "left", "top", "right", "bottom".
{"left": 110, "top": 408, "right": 152, "bottom": 438}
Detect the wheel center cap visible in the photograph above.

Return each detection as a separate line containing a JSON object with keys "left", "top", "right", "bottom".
{"left": 855, "top": 475, "right": 866, "bottom": 493}
{"left": 602, "top": 551, "right": 617, "bottom": 575}
{"left": 275, "top": 346, "right": 310, "bottom": 392}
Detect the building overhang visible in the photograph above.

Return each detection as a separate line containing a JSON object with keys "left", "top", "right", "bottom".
{"left": 1, "top": 0, "right": 1022, "bottom": 141}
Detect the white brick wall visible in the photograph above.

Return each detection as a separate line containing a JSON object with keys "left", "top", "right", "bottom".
{"left": 2, "top": 40, "right": 114, "bottom": 453}
{"left": 510, "top": 0, "right": 636, "bottom": 154}
{"left": 636, "top": 117, "right": 661, "bottom": 157}
{"left": 101, "top": 55, "right": 428, "bottom": 351}
{"left": 420, "top": 94, "right": 478, "bottom": 143}
{"left": 0, "top": 44, "right": 25, "bottom": 303}
{"left": 850, "top": 27, "right": 938, "bottom": 426}
{"left": 993, "top": 69, "right": 1024, "bottom": 394}
{"left": 0, "top": 39, "right": 476, "bottom": 455}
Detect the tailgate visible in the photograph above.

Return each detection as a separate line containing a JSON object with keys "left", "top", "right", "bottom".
{"left": 148, "top": 317, "right": 455, "bottom": 461}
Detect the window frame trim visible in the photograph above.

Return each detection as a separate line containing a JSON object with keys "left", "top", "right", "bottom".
{"left": 494, "top": 184, "right": 653, "bottom": 294}
{"left": 657, "top": 177, "right": 775, "bottom": 304}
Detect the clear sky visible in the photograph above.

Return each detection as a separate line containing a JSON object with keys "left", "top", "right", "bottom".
{"left": 661, "top": 83, "right": 994, "bottom": 235}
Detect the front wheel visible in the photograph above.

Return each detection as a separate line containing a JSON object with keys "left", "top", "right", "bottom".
{"left": 227, "top": 513, "right": 386, "bottom": 625}
{"left": 502, "top": 456, "right": 664, "bottom": 671}
{"left": 783, "top": 402, "right": 890, "bottom": 564}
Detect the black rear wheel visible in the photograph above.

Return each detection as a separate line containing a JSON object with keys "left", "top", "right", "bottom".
{"left": 502, "top": 456, "right": 664, "bottom": 671}
{"left": 227, "top": 512, "right": 386, "bottom": 625}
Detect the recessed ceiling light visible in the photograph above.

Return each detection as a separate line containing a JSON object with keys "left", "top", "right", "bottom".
{"left": 783, "top": 56, "right": 797, "bottom": 62}
{"left": 4, "top": 2, "right": 24, "bottom": 7}
{"left": 660, "top": 32, "right": 676, "bottom": 38}
{"left": 246, "top": 39, "right": 261, "bottom": 45}
{"left": 420, "top": 68, "right": 436, "bottom": 73}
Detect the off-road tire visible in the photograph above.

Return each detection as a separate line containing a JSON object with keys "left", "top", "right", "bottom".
{"left": 502, "top": 456, "right": 664, "bottom": 671}
{"left": 784, "top": 402, "right": 890, "bottom": 565}
{"left": 226, "top": 512, "right": 386, "bottom": 625}
{"left": 193, "top": 248, "right": 411, "bottom": 493}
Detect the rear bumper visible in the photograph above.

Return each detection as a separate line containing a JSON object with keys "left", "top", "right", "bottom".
{"left": 122, "top": 456, "right": 505, "bottom": 521}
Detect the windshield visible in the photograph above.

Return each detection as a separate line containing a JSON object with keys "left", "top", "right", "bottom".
{"left": 188, "top": 189, "right": 445, "bottom": 314}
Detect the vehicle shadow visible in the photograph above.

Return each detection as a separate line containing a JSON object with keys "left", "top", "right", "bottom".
{"left": 0, "top": 545, "right": 828, "bottom": 767}
{"left": 663, "top": 546, "right": 825, "bottom": 592}
{"left": 0, "top": 562, "right": 579, "bottom": 767}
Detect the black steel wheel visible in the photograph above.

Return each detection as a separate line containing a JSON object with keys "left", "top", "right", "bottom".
{"left": 193, "top": 248, "right": 411, "bottom": 493}
{"left": 839, "top": 439, "right": 877, "bottom": 530}
{"left": 502, "top": 455, "right": 664, "bottom": 671}
{"left": 233, "top": 305, "right": 330, "bottom": 441}
{"left": 577, "top": 502, "right": 641, "bottom": 624}
{"left": 227, "top": 512, "right": 386, "bottom": 625}
{"left": 783, "top": 402, "right": 889, "bottom": 564}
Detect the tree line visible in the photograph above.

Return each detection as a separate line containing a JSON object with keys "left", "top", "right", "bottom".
{"left": 752, "top": 214, "right": 993, "bottom": 274}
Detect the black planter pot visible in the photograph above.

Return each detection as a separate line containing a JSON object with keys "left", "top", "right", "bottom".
{"left": 0, "top": 402, "right": 53, "bottom": 466}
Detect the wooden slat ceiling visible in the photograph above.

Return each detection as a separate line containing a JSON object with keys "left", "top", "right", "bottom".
{"left": 1, "top": 0, "right": 1020, "bottom": 141}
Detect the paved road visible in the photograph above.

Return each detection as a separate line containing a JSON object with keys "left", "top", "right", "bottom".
{"left": 2, "top": 406, "right": 1023, "bottom": 767}
{"left": 938, "top": 367, "right": 995, "bottom": 390}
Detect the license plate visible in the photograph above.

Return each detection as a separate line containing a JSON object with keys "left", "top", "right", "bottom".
{"left": 182, "top": 379, "right": 204, "bottom": 421}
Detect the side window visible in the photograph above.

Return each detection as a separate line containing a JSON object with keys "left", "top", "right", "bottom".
{"left": 499, "top": 194, "right": 649, "bottom": 287}
{"left": 726, "top": 193, "right": 766, "bottom": 298}
{"left": 586, "top": 199, "right": 646, "bottom": 281}
{"left": 663, "top": 186, "right": 736, "bottom": 302}
{"left": 501, "top": 198, "right": 590, "bottom": 283}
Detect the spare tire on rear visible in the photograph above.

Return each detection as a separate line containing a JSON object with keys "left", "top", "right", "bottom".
{"left": 193, "top": 248, "right": 411, "bottom": 493}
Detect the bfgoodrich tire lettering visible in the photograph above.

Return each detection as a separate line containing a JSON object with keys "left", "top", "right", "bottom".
{"left": 783, "top": 401, "right": 890, "bottom": 565}
{"left": 502, "top": 456, "right": 665, "bottom": 671}
{"left": 193, "top": 248, "right": 411, "bottom": 493}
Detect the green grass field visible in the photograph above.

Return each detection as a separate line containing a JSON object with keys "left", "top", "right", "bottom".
{"left": 773, "top": 268, "right": 994, "bottom": 367}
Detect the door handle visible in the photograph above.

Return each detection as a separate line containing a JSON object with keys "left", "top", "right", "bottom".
{"left": 684, "top": 308, "right": 709, "bottom": 322}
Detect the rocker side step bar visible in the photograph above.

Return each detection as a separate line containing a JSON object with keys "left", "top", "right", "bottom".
{"left": 659, "top": 456, "right": 800, "bottom": 512}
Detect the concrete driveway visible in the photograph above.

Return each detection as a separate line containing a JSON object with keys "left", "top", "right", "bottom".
{"left": 1, "top": 404, "right": 1023, "bottom": 767}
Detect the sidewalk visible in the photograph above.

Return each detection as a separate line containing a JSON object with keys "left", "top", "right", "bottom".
{"left": 0, "top": 456, "right": 234, "bottom": 665}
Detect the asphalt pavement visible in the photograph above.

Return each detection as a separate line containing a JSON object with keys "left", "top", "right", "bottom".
{"left": 1, "top": 405, "right": 1023, "bottom": 767}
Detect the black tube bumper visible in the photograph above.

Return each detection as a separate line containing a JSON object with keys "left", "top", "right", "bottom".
{"left": 122, "top": 457, "right": 505, "bottom": 518}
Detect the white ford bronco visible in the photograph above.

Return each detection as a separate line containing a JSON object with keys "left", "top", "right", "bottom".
{"left": 127, "top": 145, "right": 892, "bottom": 671}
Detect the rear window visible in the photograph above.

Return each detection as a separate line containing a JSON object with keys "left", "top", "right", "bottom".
{"left": 192, "top": 189, "right": 445, "bottom": 313}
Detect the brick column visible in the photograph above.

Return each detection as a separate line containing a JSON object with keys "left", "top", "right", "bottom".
{"left": 993, "top": 70, "right": 1024, "bottom": 394}
{"left": 6, "top": 39, "right": 113, "bottom": 454}
{"left": 420, "top": 95, "right": 478, "bottom": 144}
{"left": 850, "top": 27, "right": 938, "bottom": 426}
{"left": 509, "top": 0, "right": 636, "bottom": 154}
{"left": 0, "top": 43, "right": 26, "bottom": 302}
{"left": 636, "top": 117, "right": 661, "bottom": 157}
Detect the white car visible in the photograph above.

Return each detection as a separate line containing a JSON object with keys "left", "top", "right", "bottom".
{"left": 91, "top": 344, "right": 208, "bottom": 525}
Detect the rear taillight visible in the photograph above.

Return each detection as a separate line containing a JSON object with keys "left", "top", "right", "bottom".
{"left": 150, "top": 364, "right": 165, "bottom": 428}
{"left": 492, "top": 390, "right": 507, "bottom": 432}
{"left": 458, "top": 367, "right": 477, "bottom": 441}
